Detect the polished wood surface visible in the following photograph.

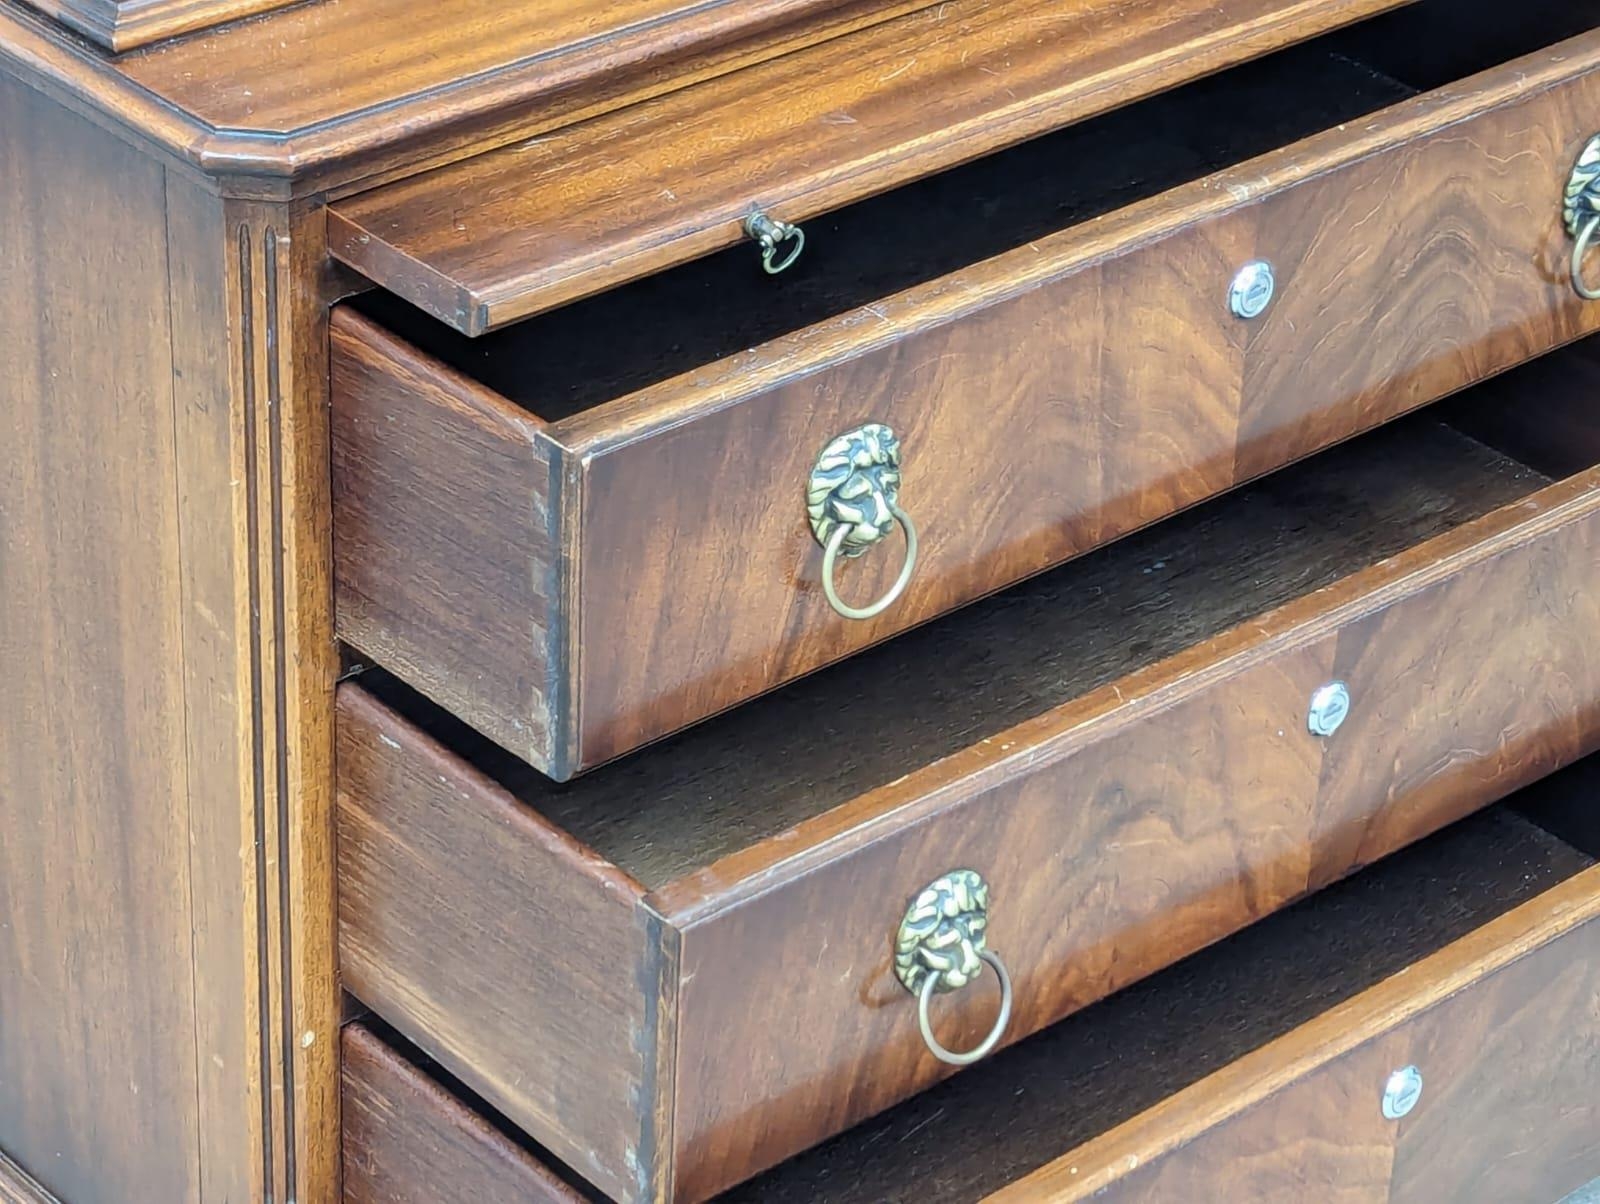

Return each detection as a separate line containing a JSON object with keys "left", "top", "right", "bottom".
{"left": 3, "top": 0, "right": 1598, "bottom": 1199}
{"left": 331, "top": 44, "right": 1406, "bottom": 776}
{"left": 18, "top": 0, "right": 294, "bottom": 51}
{"left": 0, "top": 0, "right": 932, "bottom": 196}
{"left": 217, "top": 195, "right": 343, "bottom": 1204}
{"left": 337, "top": 687, "right": 663, "bottom": 1203}
{"left": 732, "top": 802, "right": 1600, "bottom": 1203}
{"left": 1, "top": 74, "right": 206, "bottom": 1204}
{"left": 0, "top": 0, "right": 1403, "bottom": 199}
{"left": 338, "top": 801, "right": 1600, "bottom": 1203}
{"left": 333, "top": 17, "right": 1600, "bottom": 776}
{"left": 352, "top": 415, "right": 1545, "bottom": 886}
{"left": 330, "top": 316, "right": 564, "bottom": 773}
{"left": 661, "top": 420, "right": 1600, "bottom": 1200}
{"left": 0, "top": 72, "right": 339, "bottom": 1204}
{"left": 0, "top": 1151, "right": 59, "bottom": 1204}
{"left": 338, "top": 368, "right": 1600, "bottom": 1201}
{"left": 342, "top": 1025, "right": 586, "bottom": 1204}
{"left": 563, "top": 21, "right": 1600, "bottom": 771}
{"left": 1004, "top": 872, "right": 1600, "bottom": 1200}
{"left": 329, "top": 0, "right": 1411, "bottom": 331}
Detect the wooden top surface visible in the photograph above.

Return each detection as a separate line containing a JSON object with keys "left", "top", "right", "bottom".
{"left": 0, "top": 0, "right": 926, "bottom": 194}
{"left": 114, "top": 0, "right": 875, "bottom": 134}
{"left": 20, "top": 0, "right": 294, "bottom": 52}
{"left": 325, "top": 0, "right": 1413, "bottom": 333}
{"left": 0, "top": 0, "right": 1410, "bottom": 198}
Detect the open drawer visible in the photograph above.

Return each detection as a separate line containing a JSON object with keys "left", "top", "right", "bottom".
{"left": 344, "top": 775, "right": 1600, "bottom": 1203}
{"left": 327, "top": 0, "right": 1419, "bottom": 331}
{"left": 337, "top": 338, "right": 1600, "bottom": 1203}
{"left": 333, "top": 0, "right": 1600, "bottom": 778}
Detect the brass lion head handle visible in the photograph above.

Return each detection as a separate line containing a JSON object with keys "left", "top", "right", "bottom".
{"left": 807, "top": 423, "right": 919, "bottom": 621}
{"left": 894, "top": 869, "right": 1012, "bottom": 1067}
{"left": 1564, "top": 135, "right": 1600, "bottom": 300}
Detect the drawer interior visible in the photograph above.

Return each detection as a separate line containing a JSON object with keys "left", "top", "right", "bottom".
{"left": 345, "top": 0, "right": 1590, "bottom": 426}
{"left": 354, "top": 334, "right": 1600, "bottom": 891}
{"left": 352, "top": 761, "right": 1600, "bottom": 1201}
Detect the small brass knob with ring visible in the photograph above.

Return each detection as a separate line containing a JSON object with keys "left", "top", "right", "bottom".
{"left": 1563, "top": 135, "right": 1600, "bottom": 300}
{"left": 894, "top": 869, "right": 1013, "bottom": 1067}
{"left": 745, "top": 209, "right": 806, "bottom": 275}
{"left": 807, "top": 423, "right": 919, "bottom": 621}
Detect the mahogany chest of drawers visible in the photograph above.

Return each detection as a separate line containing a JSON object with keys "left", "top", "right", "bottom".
{"left": 3, "top": 0, "right": 1600, "bottom": 1201}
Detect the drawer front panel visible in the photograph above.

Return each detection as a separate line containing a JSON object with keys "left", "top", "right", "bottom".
{"left": 1237, "top": 61, "right": 1600, "bottom": 475}
{"left": 568, "top": 35, "right": 1600, "bottom": 768}
{"left": 1312, "top": 511, "right": 1600, "bottom": 886}
{"left": 662, "top": 475, "right": 1600, "bottom": 1201}
{"left": 331, "top": 321, "right": 559, "bottom": 770}
{"left": 339, "top": 848, "right": 1600, "bottom": 1204}
{"left": 998, "top": 866, "right": 1600, "bottom": 1203}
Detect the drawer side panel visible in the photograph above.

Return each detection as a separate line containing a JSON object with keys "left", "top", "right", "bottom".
{"left": 335, "top": 685, "right": 657, "bottom": 1201}
{"left": 342, "top": 1024, "right": 587, "bottom": 1204}
{"left": 331, "top": 308, "right": 563, "bottom": 773}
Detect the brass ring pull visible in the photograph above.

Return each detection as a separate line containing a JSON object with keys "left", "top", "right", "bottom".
{"left": 1563, "top": 135, "right": 1600, "bottom": 300}
{"left": 745, "top": 210, "right": 805, "bottom": 275}
{"left": 1573, "top": 214, "right": 1600, "bottom": 301}
{"left": 807, "top": 423, "right": 918, "bottom": 622}
{"left": 821, "top": 502, "right": 917, "bottom": 621}
{"left": 917, "top": 949, "right": 1013, "bottom": 1067}
{"left": 895, "top": 870, "right": 1012, "bottom": 1068}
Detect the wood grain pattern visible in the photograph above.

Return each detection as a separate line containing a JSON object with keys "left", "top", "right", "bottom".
{"left": 17, "top": 0, "right": 294, "bottom": 51}
{"left": 337, "top": 802, "right": 1600, "bottom": 1203}
{"left": 363, "top": 417, "right": 1541, "bottom": 890}
{"left": 342, "top": 1024, "right": 588, "bottom": 1204}
{"left": 0, "top": 0, "right": 935, "bottom": 198}
{"left": 717, "top": 801, "right": 1596, "bottom": 1203}
{"left": 0, "top": 72, "right": 340, "bottom": 1204}
{"left": 0, "top": 1152, "right": 58, "bottom": 1204}
{"left": 0, "top": 72, "right": 203, "bottom": 1204}
{"left": 999, "top": 864, "right": 1600, "bottom": 1202}
{"left": 119, "top": 0, "right": 893, "bottom": 136}
{"left": 338, "top": 384, "right": 1600, "bottom": 1202}
{"left": 217, "top": 196, "right": 344, "bottom": 1204}
{"left": 662, "top": 437, "right": 1600, "bottom": 1201}
{"left": 0, "top": 0, "right": 1402, "bottom": 199}
{"left": 169, "top": 183, "right": 344, "bottom": 1204}
{"left": 333, "top": 26, "right": 1600, "bottom": 776}
{"left": 564, "top": 28, "right": 1600, "bottom": 770}
{"left": 1232, "top": 66, "right": 1600, "bottom": 477}
{"left": 328, "top": 0, "right": 1416, "bottom": 332}
{"left": 330, "top": 313, "right": 563, "bottom": 773}
{"left": 333, "top": 45, "right": 1401, "bottom": 775}
{"left": 336, "top": 687, "right": 666, "bottom": 1203}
